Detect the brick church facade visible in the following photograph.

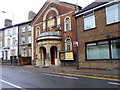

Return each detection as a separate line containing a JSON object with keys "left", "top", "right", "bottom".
{"left": 31, "top": 0, "right": 81, "bottom": 67}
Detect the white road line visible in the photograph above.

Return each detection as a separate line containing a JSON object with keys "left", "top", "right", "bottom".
{"left": 108, "top": 82, "right": 120, "bottom": 86}
{"left": 0, "top": 79, "right": 23, "bottom": 88}
{"left": 42, "top": 73, "right": 79, "bottom": 80}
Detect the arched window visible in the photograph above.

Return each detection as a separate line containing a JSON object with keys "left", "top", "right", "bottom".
{"left": 65, "top": 37, "right": 72, "bottom": 51}
{"left": 64, "top": 16, "right": 71, "bottom": 32}
{"left": 47, "top": 15, "right": 55, "bottom": 28}
{"left": 36, "top": 26, "right": 40, "bottom": 38}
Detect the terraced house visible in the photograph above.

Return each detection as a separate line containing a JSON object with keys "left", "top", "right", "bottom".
{"left": 74, "top": 0, "right": 120, "bottom": 70}
{"left": 31, "top": 0, "right": 81, "bottom": 67}
{"left": 0, "top": 29, "right": 4, "bottom": 60}
{"left": 18, "top": 21, "right": 32, "bottom": 65}
{"left": 0, "top": 25, "right": 18, "bottom": 61}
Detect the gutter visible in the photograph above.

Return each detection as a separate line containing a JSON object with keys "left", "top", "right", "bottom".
{"left": 75, "top": 0, "right": 119, "bottom": 17}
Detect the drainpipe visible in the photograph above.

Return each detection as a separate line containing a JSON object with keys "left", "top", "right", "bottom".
{"left": 75, "top": 16, "right": 79, "bottom": 70}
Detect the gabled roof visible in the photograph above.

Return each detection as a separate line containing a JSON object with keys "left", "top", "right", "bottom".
{"left": 31, "top": 0, "right": 82, "bottom": 24}
{"left": 59, "top": 1, "right": 82, "bottom": 8}
{"left": 74, "top": 0, "right": 115, "bottom": 16}
{"left": 0, "top": 20, "right": 32, "bottom": 31}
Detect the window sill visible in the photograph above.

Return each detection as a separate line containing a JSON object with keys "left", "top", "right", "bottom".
{"left": 64, "top": 30, "right": 72, "bottom": 33}
{"left": 84, "top": 27, "right": 96, "bottom": 31}
{"left": 106, "top": 21, "right": 120, "bottom": 26}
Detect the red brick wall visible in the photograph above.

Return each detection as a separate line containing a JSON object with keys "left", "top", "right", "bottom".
{"left": 77, "top": 7, "right": 119, "bottom": 70}
{"left": 61, "top": 12, "right": 77, "bottom": 53}
{"left": 34, "top": 3, "right": 74, "bottom": 24}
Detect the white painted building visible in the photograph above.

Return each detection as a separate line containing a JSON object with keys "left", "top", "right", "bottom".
{"left": 0, "top": 30, "right": 4, "bottom": 59}
{"left": 3, "top": 25, "right": 18, "bottom": 60}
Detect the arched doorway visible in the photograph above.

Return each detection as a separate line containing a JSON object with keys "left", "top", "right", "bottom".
{"left": 50, "top": 46, "right": 57, "bottom": 65}
{"left": 40, "top": 47, "right": 46, "bottom": 65}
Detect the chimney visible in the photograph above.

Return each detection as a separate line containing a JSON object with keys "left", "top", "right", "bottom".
{"left": 4, "top": 19, "right": 12, "bottom": 27}
{"left": 28, "top": 11, "right": 36, "bottom": 20}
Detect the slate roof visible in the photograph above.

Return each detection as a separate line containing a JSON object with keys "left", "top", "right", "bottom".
{"left": 74, "top": 0, "right": 114, "bottom": 16}
{"left": 0, "top": 20, "right": 32, "bottom": 31}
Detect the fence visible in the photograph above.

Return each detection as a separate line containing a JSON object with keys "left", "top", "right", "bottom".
{"left": 19, "top": 57, "right": 31, "bottom": 65}
{"left": 1, "top": 56, "right": 31, "bottom": 66}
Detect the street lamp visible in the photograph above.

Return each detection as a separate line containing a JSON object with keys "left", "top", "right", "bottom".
{"left": 1, "top": 11, "right": 16, "bottom": 65}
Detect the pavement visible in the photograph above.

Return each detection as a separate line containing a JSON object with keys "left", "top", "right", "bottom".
{"left": 1, "top": 65, "right": 120, "bottom": 80}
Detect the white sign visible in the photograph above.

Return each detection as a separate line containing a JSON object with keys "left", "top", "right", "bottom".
{"left": 73, "top": 41, "right": 78, "bottom": 47}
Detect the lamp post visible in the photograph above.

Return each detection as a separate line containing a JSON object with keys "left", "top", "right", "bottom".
{"left": 1, "top": 11, "right": 16, "bottom": 65}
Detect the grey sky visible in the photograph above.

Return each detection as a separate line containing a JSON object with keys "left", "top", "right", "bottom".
{"left": 0, "top": 0, "right": 95, "bottom": 28}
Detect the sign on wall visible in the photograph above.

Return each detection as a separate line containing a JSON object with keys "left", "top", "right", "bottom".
{"left": 59, "top": 51, "right": 74, "bottom": 61}
{"left": 65, "top": 52, "right": 74, "bottom": 60}
{"left": 73, "top": 41, "right": 78, "bottom": 47}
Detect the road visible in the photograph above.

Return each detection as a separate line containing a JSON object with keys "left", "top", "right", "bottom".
{"left": 0, "top": 66, "right": 120, "bottom": 89}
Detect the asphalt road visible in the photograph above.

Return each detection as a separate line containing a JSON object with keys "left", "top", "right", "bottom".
{"left": 0, "top": 67, "right": 120, "bottom": 89}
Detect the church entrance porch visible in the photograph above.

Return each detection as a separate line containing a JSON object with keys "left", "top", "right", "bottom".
{"left": 36, "top": 40, "right": 61, "bottom": 66}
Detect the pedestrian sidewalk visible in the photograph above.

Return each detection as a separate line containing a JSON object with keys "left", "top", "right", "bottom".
{"left": 2, "top": 65, "right": 120, "bottom": 79}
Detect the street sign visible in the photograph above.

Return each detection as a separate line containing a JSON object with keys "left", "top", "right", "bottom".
{"left": 73, "top": 41, "right": 78, "bottom": 47}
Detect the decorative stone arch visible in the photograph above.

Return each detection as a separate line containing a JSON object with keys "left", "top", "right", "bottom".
{"left": 43, "top": 7, "right": 59, "bottom": 21}
{"left": 50, "top": 46, "right": 57, "bottom": 65}
{"left": 43, "top": 7, "right": 59, "bottom": 30}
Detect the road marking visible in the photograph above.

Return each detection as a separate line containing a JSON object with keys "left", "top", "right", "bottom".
{"left": 3, "top": 66, "right": 120, "bottom": 82}
{"left": 19, "top": 70, "right": 32, "bottom": 73}
{"left": 0, "top": 79, "right": 23, "bottom": 89}
{"left": 46, "top": 72, "right": 120, "bottom": 82}
{"left": 108, "top": 82, "right": 120, "bottom": 86}
{"left": 42, "top": 73, "right": 79, "bottom": 80}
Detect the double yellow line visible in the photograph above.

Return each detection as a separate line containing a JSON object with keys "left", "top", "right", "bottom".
{"left": 45, "top": 71, "right": 120, "bottom": 82}
{"left": 3, "top": 66, "right": 120, "bottom": 82}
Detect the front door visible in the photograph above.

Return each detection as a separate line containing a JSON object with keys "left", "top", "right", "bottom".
{"left": 50, "top": 46, "right": 57, "bottom": 65}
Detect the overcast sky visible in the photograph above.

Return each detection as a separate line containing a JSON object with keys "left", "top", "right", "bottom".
{"left": 0, "top": 0, "right": 95, "bottom": 28}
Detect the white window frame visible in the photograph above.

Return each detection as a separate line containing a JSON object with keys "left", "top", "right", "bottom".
{"left": 12, "top": 38, "right": 16, "bottom": 46}
{"left": 7, "top": 30, "right": 11, "bottom": 36}
{"left": 64, "top": 16, "right": 71, "bottom": 32}
{"left": 27, "top": 25, "right": 31, "bottom": 31}
{"left": 0, "top": 40, "right": 2, "bottom": 47}
{"left": 22, "top": 37, "right": 25, "bottom": 44}
{"left": 28, "top": 36, "right": 31, "bottom": 43}
{"left": 22, "top": 27, "right": 25, "bottom": 32}
{"left": 83, "top": 13, "right": 96, "bottom": 30}
{"left": 22, "top": 47, "right": 27, "bottom": 57}
{"left": 106, "top": 3, "right": 120, "bottom": 24}
{"left": 29, "top": 48, "right": 32, "bottom": 57}
{"left": 7, "top": 38, "right": 11, "bottom": 47}
{"left": 0, "top": 32, "right": 3, "bottom": 37}
{"left": 13, "top": 28, "right": 16, "bottom": 35}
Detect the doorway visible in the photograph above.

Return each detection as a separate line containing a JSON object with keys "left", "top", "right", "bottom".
{"left": 40, "top": 47, "right": 46, "bottom": 65}
{"left": 50, "top": 46, "right": 57, "bottom": 65}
